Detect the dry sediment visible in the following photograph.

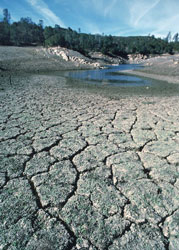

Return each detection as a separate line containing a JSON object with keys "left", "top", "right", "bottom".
{"left": 0, "top": 70, "right": 179, "bottom": 249}
{"left": 125, "top": 53, "right": 179, "bottom": 84}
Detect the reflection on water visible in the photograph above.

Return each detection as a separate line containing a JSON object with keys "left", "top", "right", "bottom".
{"left": 53, "top": 64, "right": 179, "bottom": 97}
{"left": 64, "top": 64, "right": 151, "bottom": 87}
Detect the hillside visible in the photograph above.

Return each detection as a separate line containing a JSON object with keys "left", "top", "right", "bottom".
{"left": 0, "top": 46, "right": 98, "bottom": 73}
{"left": 0, "top": 46, "right": 130, "bottom": 73}
{"left": 1, "top": 8, "right": 178, "bottom": 58}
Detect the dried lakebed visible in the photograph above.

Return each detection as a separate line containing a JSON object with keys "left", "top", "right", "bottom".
{"left": 0, "top": 72, "right": 179, "bottom": 249}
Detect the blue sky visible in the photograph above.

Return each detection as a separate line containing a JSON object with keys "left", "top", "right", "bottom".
{"left": 0, "top": 0, "right": 179, "bottom": 38}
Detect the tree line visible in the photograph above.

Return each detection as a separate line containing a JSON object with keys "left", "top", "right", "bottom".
{"left": 0, "top": 8, "right": 179, "bottom": 57}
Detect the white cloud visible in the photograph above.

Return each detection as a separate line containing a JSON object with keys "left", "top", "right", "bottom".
{"left": 91, "top": 0, "right": 103, "bottom": 11}
{"left": 26, "top": 0, "right": 66, "bottom": 27}
{"left": 126, "top": 0, "right": 179, "bottom": 37}
{"left": 129, "top": 0, "right": 160, "bottom": 27}
{"left": 89, "top": 0, "right": 119, "bottom": 17}
{"left": 151, "top": 14, "right": 179, "bottom": 37}
{"left": 136, "top": 0, "right": 160, "bottom": 26}
{"left": 24, "top": 0, "right": 179, "bottom": 37}
{"left": 103, "top": 0, "right": 117, "bottom": 17}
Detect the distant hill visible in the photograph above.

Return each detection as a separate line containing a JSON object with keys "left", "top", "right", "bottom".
{"left": 1, "top": 8, "right": 179, "bottom": 57}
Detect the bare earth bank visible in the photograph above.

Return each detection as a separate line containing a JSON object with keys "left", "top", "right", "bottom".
{"left": 124, "top": 54, "right": 179, "bottom": 84}
{"left": 0, "top": 46, "right": 99, "bottom": 73}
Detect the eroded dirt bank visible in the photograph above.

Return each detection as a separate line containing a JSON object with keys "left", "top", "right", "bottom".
{"left": 0, "top": 46, "right": 100, "bottom": 73}
{"left": 0, "top": 46, "right": 126, "bottom": 74}
{"left": 0, "top": 71, "right": 179, "bottom": 249}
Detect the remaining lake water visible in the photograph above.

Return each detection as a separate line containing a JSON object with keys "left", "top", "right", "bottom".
{"left": 53, "top": 64, "right": 179, "bottom": 97}
{"left": 62, "top": 64, "right": 150, "bottom": 87}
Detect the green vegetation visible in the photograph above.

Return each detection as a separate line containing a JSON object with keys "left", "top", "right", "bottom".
{"left": 0, "top": 8, "right": 178, "bottom": 57}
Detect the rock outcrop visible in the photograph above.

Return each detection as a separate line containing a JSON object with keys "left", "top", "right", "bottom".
{"left": 46, "top": 46, "right": 102, "bottom": 68}
{"left": 128, "top": 53, "right": 148, "bottom": 63}
{"left": 89, "top": 51, "right": 126, "bottom": 64}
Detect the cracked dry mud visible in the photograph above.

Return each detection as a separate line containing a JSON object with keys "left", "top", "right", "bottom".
{"left": 0, "top": 74, "right": 179, "bottom": 250}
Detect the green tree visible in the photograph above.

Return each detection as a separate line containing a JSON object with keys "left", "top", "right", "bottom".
{"left": 165, "top": 32, "right": 171, "bottom": 43}
{"left": 3, "top": 8, "right": 11, "bottom": 23}
{"left": 173, "top": 33, "right": 178, "bottom": 42}
{"left": 0, "top": 9, "right": 11, "bottom": 45}
{"left": 44, "top": 26, "right": 54, "bottom": 41}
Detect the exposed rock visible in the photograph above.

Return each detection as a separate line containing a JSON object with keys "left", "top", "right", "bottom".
{"left": 128, "top": 53, "right": 148, "bottom": 63}
{"left": 89, "top": 51, "right": 126, "bottom": 64}
{"left": 47, "top": 46, "right": 102, "bottom": 68}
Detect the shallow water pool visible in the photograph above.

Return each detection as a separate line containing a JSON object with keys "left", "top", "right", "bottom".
{"left": 49, "top": 64, "right": 179, "bottom": 97}
{"left": 62, "top": 64, "right": 152, "bottom": 87}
